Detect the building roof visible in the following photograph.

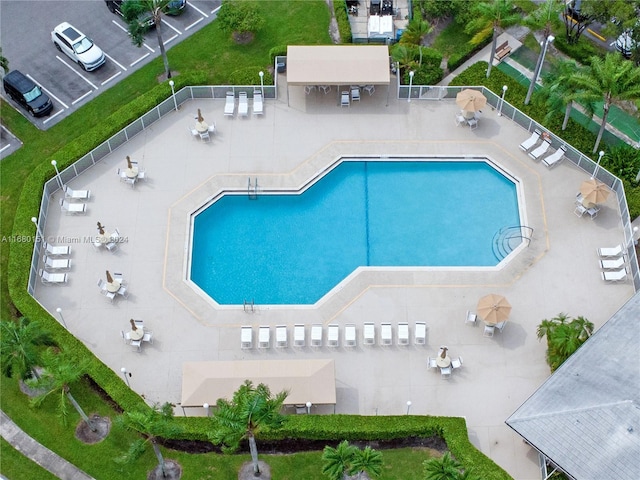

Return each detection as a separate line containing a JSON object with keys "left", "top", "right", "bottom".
{"left": 506, "top": 292, "right": 640, "bottom": 480}
{"left": 286, "top": 45, "right": 391, "bottom": 86}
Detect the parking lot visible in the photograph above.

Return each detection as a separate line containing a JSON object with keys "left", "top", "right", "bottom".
{"left": 0, "top": 0, "right": 220, "bottom": 129}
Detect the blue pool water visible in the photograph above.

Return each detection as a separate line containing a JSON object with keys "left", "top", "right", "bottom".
{"left": 191, "top": 160, "right": 520, "bottom": 305}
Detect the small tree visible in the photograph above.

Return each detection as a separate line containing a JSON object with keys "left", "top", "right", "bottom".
{"left": 537, "top": 58, "right": 584, "bottom": 130}
{"left": 116, "top": 402, "right": 183, "bottom": 478}
{"left": 0, "top": 46, "right": 8, "bottom": 74}
{"left": 423, "top": 452, "right": 479, "bottom": 480}
{"left": 216, "top": 0, "right": 265, "bottom": 42}
{"left": 209, "top": 380, "right": 287, "bottom": 476}
{"left": 322, "top": 440, "right": 383, "bottom": 480}
{"left": 1, "top": 317, "right": 54, "bottom": 381}
{"left": 537, "top": 313, "right": 594, "bottom": 371}
{"left": 351, "top": 445, "right": 383, "bottom": 479}
{"left": 399, "top": 18, "right": 432, "bottom": 46}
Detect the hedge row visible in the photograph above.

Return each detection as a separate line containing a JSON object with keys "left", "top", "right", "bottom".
{"left": 334, "top": 1, "right": 352, "bottom": 44}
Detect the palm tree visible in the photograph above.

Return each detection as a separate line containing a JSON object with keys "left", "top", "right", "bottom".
{"left": 537, "top": 58, "right": 583, "bottom": 130}
{"left": 121, "top": 0, "right": 173, "bottom": 79}
{"left": 423, "top": 452, "right": 463, "bottom": 480}
{"left": 350, "top": 445, "right": 383, "bottom": 479}
{"left": 116, "top": 402, "right": 183, "bottom": 478}
{"left": 465, "top": 0, "right": 520, "bottom": 78}
{"left": 28, "top": 350, "right": 96, "bottom": 432}
{"left": 0, "top": 46, "right": 8, "bottom": 74}
{"left": 209, "top": 380, "right": 288, "bottom": 476}
{"left": 400, "top": 18, "right": 432, "bottom": 46}
{"left": 1, "top": 317, "right": 54, "bottom": 381}
{"left": 322, "top": 440, "right": 357, "bottom": 480}
{"left": 569, "top": 53, "right": 640, "bottom": 153}
{"left": 537, "top": 313, "right": 594, "bottom": 371}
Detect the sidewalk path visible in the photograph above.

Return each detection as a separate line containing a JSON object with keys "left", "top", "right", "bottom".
{"left": 0, "top": 411, "right": 95, "bottom": 480}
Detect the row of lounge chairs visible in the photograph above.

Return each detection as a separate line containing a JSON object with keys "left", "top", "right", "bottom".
{"left": 39, "top": 242, "right": 72, "bottom": 284}
{"left": 241, "top": 322, "right": 428, "bottom": 349}
{"left": 519, "top": 129, "right": 566, "bottom": 168}
{"left": 597, "top": 244, "right": 629, "bottom": 282}
{"left": 224, "top": 90, "right": 263, "bottom": 117}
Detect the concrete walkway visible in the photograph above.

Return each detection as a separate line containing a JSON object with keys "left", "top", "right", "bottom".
{"left": 0, "top": 411, "right": 95, "bottom": 480}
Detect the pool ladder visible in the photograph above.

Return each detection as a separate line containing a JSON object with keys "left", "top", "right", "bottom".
{"left": 492, "top": 225, "right": 533, "bottom": 260}
{"left": 248, "top": 177, "right": 258, "bottom": 200}
{"left": 243, "top": 299, "right": 255, "bottom": 313}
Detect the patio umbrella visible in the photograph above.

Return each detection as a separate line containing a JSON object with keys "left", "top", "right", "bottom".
{"left": 126, "top": 156, "right": 132, "bottom": 169}
{"left": 197, "top": 108, "right": 204, "bottom": 122}
{"left": 477, "top": 294, "right": 511, "bottom": 325}
{"left": 455, "top": 89, "right": 487, "bottom": 113}
{"left": 580, "top": 178, "right": 610, "bottom": 205}
{"left": 97, "top": 221, "right": 104, "bottom": 234}
{"left": 440, "top": 347, "right": 448, "bottom": 359}
{"left": 130, "top": 318, "right": 137, "bottom": 331}
{"left": 106, "top": 270, "right": 113, "bottom": 284}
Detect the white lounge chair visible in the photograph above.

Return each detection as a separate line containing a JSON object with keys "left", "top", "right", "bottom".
{"left": 601, "top": 268, "right": 627, "bottom": 282}
{"left": 542, "top": 145, "right": 567, "bottom": 168}
{"left": 293, "top": 324, "right": 305, "bottom": 347}
{"left": 43, "top": 255, "right": 70, "bottom": 271}
{"left": 363, "top": 322, "right": 375, "bottom": 345}
{"left": 44, "top": 242, "right": 70, "bottom": 257}
{"left": 340, "top": 91, "right": 350, "bottom": 107}
{"left": 39, "top": 269, "right": 68, "bottom": 284}
{"left": 380, "top": 323, "right": 392, "bottom": 345}
{"left": 344, "top": 324, "right": 356, "bottom": 347}
{"left": 414, "top": 322, "right": 426, "bottom": 345}
{"left": 224, "top": 92, "right": 235, "bottom": 116}
{"left": 327, "top": 324, "right": 339, "bottom": 347}
{"left": 600, "top": 256, "right": 626, "bottom": 270}
{"left": 238, "top": 92, "right": 248, "bottom": 117}
{"left": 519, "top": 129, "right": 541, "bottom": 151}
{"left": 241, "top": 326, "right": 253, "bottom": 349}
{"left": 350, "top": 86, "right": 360, "bottom": 102}
{"left": 63, "top": 185, "right": 90, "bottom": 200}
{"left": 310, "top": 324, "right": 323, "bottom": 347}
{"left": 59, "top": 199, "right": 86, "bottom": 214}
{"left": 253, "top": 91, "right": 263, "bottom": 115}
{"left": 275, "top": 325, "right": 288, "bottom": 348}
{"left": 258, "top": 325, "right": 270, "bottom": 348}
{"left": 397, "top": 322, "right": 409, "bottom": 345}
{"left": 465, "top": 310, "right": 477, "bottom": 325}
{"left": 597, "top": 244, "right": 623, "bottom": 258}
{"left": 529, "top": 139, "right": 552, "bottom": 159}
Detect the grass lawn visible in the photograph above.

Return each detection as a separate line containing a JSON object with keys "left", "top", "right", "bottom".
{"left": 0, "top": 438, "right": 60, "bottom": 480}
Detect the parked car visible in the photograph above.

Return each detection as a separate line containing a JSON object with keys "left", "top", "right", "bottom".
{"left": 2, "top": 70, "right": 53, "bottom": 117}
{"left": 615, "top": 30, "right": 636, "bottom": 59}
{"left": 105, "top": 0, "right": 155, "bottom": 28}
{"left": 51, "top": 22, "right": 106, "bottom": 71}
{"left": 165, "top": 0, "right": 187, "bottom": 15}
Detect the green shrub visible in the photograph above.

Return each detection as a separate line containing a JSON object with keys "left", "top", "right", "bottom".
{"left": 446, "top": 35, "right": 491, "bottom": 71}
{"left": 553, "top": 33, "right": 603, "bottom": 64}
{"left": 334, "top": 1, "right": 352, "bottom": 44}
{"left": 269, "top": 45, "right": 288, "bottom": 64}
{"left": 228, "top": 67, "right": 273, "bottom": 85}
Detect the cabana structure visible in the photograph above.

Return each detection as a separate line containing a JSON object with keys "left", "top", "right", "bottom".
{"left": 181, "top": 358, "right": 336, "bottom": 408}
{"left": 285, "top": 45, "right": 391, "bottom": 106}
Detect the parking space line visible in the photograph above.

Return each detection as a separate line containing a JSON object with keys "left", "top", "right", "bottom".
{"left": 25, "top": 73, "right": 69, "bottom": 109}
{"left": 131, "top": 53, "right": 150, "bottom": 67}
{"left": 104, "top": 53, "right": 127, "bottom": 71}
{"left": 161, "top": 19, "right": 182, "bottom": 35}
{"left": 188, "top": 3, "right": 208, "bottom": 17}
{"left": 185, "top": 17, "right": 204, "bottom": 30}
{"left": 211, "top": 6, "right": 221, "bottom": 14}
{"left": 101, "top": 71, "right": 122, "bottom": 86}
{"left": 56, "top": 56, "right": 99, "bottom": 90}
{"left": 163, "top": 34, "right": 179, "bottom": 45}
{"left": 112, "top": 20, "right": 128, "bottom": 33}
{"left": 71, "top": 90, "right": 93, "bottom": 105}
{"left": 143, "top": 42, "right": 155, "bottom": 53}
{"left": 43, "top": 110, "right": 65, "bottom": 124}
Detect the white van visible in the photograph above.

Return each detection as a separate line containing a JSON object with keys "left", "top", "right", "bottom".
{"left": 615, "top": 30, "right": 636, "bottom": 59}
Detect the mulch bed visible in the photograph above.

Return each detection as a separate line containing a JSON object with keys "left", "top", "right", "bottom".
{"left": 75, "top": 414, "right": 111, "bottom": 444}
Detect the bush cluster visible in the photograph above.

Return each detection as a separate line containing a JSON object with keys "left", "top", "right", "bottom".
{"left": 333, "top": 1, "right": 352, "bottom": 44}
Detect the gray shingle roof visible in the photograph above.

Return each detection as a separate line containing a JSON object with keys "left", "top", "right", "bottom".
{"left": 506, "top": 292, "right": 640, "bottom": 480}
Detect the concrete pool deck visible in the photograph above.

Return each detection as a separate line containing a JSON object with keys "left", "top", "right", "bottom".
{"left": 34, "top": 79, "right": 635, "bottom": 480}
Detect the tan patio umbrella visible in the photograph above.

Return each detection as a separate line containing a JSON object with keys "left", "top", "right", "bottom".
{"left": 440, "top": 347, "right": 448, "bottom": 359}
{"left": 126, "top": 156, "right": 132, "bottom": 169}
{"left": 130, "top": 318, "right": 137, "bottom": 331}
{"left": 106, "top": 270, "right": 113, "bottom": 284}
{"left": 477, "top": 294, "right": 511, "bottom": 325}
{"left": 197, "top": 108, "right": 204, "bottom": 122}
{"left": 455, "top": 89, "right": 487, "bottom": 113}
{"left": 97, "top": 221, "right": 104, "bottom": 234}
{"left": 580, "top": 178, "right": 610, "bottom": 205}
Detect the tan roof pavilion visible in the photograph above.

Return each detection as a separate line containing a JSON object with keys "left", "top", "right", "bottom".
{"left": 181, "top": 358, "right": 336, "bottom": 407}
{"left": 286, "top": 45, "right": 391, "bottom": 86}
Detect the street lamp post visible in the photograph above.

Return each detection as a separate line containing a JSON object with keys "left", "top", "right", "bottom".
{"left": 55, "top": 307, "right": 67, "bottom": 328}
{"left": 406, "top": 401, "right": 412, "bottom": 415}
{"left": 498, "top": 85, "right": 508, "bottom": 116}
{"left": 306, "top": 401, "right": 312, "bottom": 414}
{"left": 407, "top": 71, "right": 414, "bottom": 103}
{"left": 592, "top": 150, "right": 605, "bottom": 179}
{"left": 120, "top": 367, "right": 130, "bottom": 387}
{"left": 169, "top": 80, "right": 178, "bottom": 111}
{"left": 259, "top": 71, "right": 264, "bottom": 98}
{"left": 31, "top": 217, "right": 44, "bottom": 243}
{"left": 203, "top": 403, "right": 210, "bottom": 417}
{"left": 525, "top": 35, "right": 554, "bottom": 105}
{"left": 51, "top": 160, "right": 62, "bottom": 188}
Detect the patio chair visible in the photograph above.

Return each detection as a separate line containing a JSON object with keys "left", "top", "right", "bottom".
{"left": 311, "top": 324, "right": 323, "bottom": 347}
{"left": 304, "top": 85, "right": 316, "bottom": 95}
{"left": 208, "top": 122, "right": 216, "bottom": 134}
{"left": 43, "top": 242, "right": 70, "bottom": 257}
{"left": 397, "top": 322, "right": 409, "bottom": 345}
{"left": 253, "top": 91, "right": 264, "bottom": 115}
{"left": 597, "top": 244, "right": 623, "bottom": 258}
{"left": 275, "top": 325, "right": 288, "bottom": 348}
{"left": 63, "top": 185, "right": 91, "bottom": 200}
{"left": 483, "top": 324, "right": 495, "bottom": 337}
{"left": 43, "top": 255, "right": 71, "bottom": 271}
{"left": 130, "top": 339, "right": 142, "bottom": 352}
{"left": 364, "top": 85, "right": 375, "bottom": 96}
{"left": 414, "top": 322, "right": 426, "bottom": 345}
{"left": 344, "top": 324, "right": 356, "bottom": 347}
{"left": 351, "top": 86, "right": 360, "bottom": 102}
{"left": 528, "top": 139, "right": 551, "bottom": 160}
{"left": 440, "top": 366, "right": 452, "bottom": 379}
{"left": 601, "top": 268, "right": 627, "bottom": 282}
{"left": 519, "top": 129, "right": 541, "bottom": 151}
{"left": 465, "top": 310, "right": 477, "bottom": 325}
{"left": 380, "top": 323, "right": 392, "bottom": 345}
{"left": 466, "top": 118, "right": 478, "bottom": 130}
{"left": 327, "top": 324, "right": 339, "bottom": 347}
{"left": 427, "top": 357, "right": 438, "bottom": 369}
{"left": 455, "top": 113, "right": 466, "bottom": 126}
{"left": 59, "top": 198, "right": 86, "bottom": 215}
{"left": 142, "top": 330, "right": 153, "bottom": 344}
{"left": 451, "top": 357, "right": 463, "bottom": 369}
{"left": 199, "top": 130, "right": 210, "bottom": 142}
{"left": 106, "top": 241, "right": 119, "bottom": 252}
{"left": 238, "top": 92, "right": 249, "bottom": 117}
{"left": 319, "top": 85, "right": 331, "bottom": 94}
{"left": 39, "top": 269, "right": 67, "bottom": 285}
{"left": 224, "top": 92, "right": 235, "bottom": 116}
{"left": 293, "top": 324, "right": 305, "bottom": 347}
{"left": 574, "top": 203, "right": 588, "bottom": 217}
{"left": 542, "top": 146, "right": 566, "bottom": 168}
{"left": 586, "top": 205, "right": 600, "bottom": 219}
{"left": 258, "top": 325, "right": 270, "bottom": 348}
{"left": 241, "top": 326, "right": 253, "bottom": 349}
{"left": 363, "top": 322, "right": 375, "bottom": 345}
{"left": 340, "top": 91, "right": 350, "bottom": 107}
{"left": 495, "top": 321, "right": 506, "bottom": 333}
{"left": 600, "top": 256, "right": 626, "bottom": 270}
{"left": 188, "top": 125, "right": 199, "bottom": 138}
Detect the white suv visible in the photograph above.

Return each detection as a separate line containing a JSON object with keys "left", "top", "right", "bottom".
{"left": 51, "top": 22, "right": 106, "bottom": 71}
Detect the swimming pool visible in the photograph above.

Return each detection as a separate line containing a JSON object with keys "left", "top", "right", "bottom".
{"left": 190, "top": 160, "right": 521, "bottom": 305}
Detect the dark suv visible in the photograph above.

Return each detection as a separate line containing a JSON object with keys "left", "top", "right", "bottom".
{"left": 2, "top": 70, "right": 53, "bottom": 117}
{"left": 105, "top": 0, "right": 186, "bottom": 24}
